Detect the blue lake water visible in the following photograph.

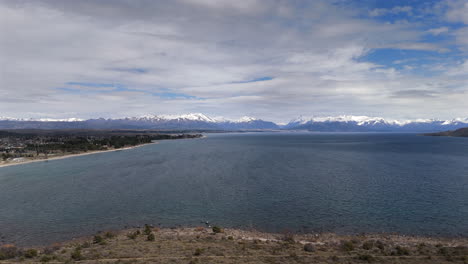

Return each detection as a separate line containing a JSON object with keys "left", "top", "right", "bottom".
{"left": 0, "top": 132, "right": 468, "bottom": 246}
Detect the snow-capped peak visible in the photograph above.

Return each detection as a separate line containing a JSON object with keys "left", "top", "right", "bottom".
{"left": 288, "top": 115, "right": 391, "bottom": 125}
{"left": 442, "top": 118, "right": 468, "bottom": 125}
{"left": 287, "top": 115, "right": 446, "bottom": 127}
{"left": 0, "top": 116, "right": 20, "bottom": 121}
{"left": 235, "top": 116, "right": 258, "bottom": 123}
{"left": 173, "top": 113, "right": 216, "bottom": 122}
{"left": 287, "top": 115, "right": 468, "bottom": 128}
{"left": 289, "top": 115, "right": 308, "bottom": 125}
{"left": 34, "top": 118, "right": 84, "bottom": 122}
{"left": 134, "top": 113, "right": 216, "bottom": 122}
{"left": 0, "top": 117, "right": 84, "bottom": 122}
{"left": 126, "top": 114, "right": 264, "bottom": 123}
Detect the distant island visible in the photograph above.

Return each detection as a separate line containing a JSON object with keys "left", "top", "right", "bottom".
{"left": 0, "top": 130, "right": 202, "bottom": 167}
{"left": 424, "top": 127, "right": 468, "bottom": 137}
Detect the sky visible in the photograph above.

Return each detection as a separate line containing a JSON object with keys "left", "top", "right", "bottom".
{"left": 1, "top": 0, "right": 468, "bottom": 122}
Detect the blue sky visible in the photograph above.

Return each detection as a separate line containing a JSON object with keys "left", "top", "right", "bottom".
{"left": 1, "top": 0, "right": 468, "bottom": 122}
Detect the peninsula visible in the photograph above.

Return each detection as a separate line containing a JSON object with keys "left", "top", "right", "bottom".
{"left": 0, "top": 130, "right": 202, "bottom": 167}
{"left": 424, "top": 127, "right": 468, "bottom": 137}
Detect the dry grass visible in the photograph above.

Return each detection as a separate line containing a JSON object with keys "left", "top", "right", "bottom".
{"left": 1, "top": 227, "right": 467, "bottom": 263}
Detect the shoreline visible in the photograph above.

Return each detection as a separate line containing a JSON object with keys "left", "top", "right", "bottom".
{"left": 7, "top": 224, "right": 468, "bottom": 248}
{"left": 48, "top": 227, "right": 468, "bottom": 248}
{"left": 0, "top": 142, "right": 158, "bottom": 169}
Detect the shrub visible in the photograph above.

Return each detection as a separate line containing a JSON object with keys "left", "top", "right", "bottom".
{"left": 71, "top": 249, "right": 82, "bottom": 260}
{"left": 40, "top": 255, "right": 54, "bottom": 262}
{"left": 144, "top": 224, "right": 152, "bottom": 235}
{"left": 0, "top": 244, "right": 19, "bottom": 260}
{"left": 341, "top": 240, "right": 355, "bottom": 252}
{"left": 147, "top": 233, "right": 155, "bottom": 241}
{"left": 81, "top": 241, "right": 91, "bottom": 248}
{"left": 23, "top": 249, "right": 38, "bottom": 258}
{"left": 127, "top": 232, "right": 138, "bottom": 239}
{"left": 362, "top": 240, "right": 374, "bottom": 250}
{"left": 438, "top": 247, "right": 449, "bottom": 256}
{"left": 193, "top": 248, "right": 204, "bottom": 256}
{"left": 357, "top": 254, "right": 375, "bottom": 262}
{"left": 212, "top": 226, "right": 223, "bottom": 234}
{"left": 375, "top": 240, "right": 385, "bottom": 251}
{"left": 394, "top": 246, "right": 410, "bottom": 256}
{"left": 93, "top": 235, "right": 104, "bottom": 244}
{"left": 43, "top": 243, "right": 61, "bottom": 256}
{"left": 304, "top": 243, "right": 315, "bottom": 252}
{"left": 104, "top": 231, "right": 115, "bottom": 239}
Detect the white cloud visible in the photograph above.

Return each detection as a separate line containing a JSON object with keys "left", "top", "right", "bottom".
{"left": 369, "top": 6, "right": 412, "bottom": 17}
{"left": 427, "top": 27, "right": 449, "bottom": 35}
{"left": 0, "top": 1, "right": 467, "bottom": 122}
{"left": 445, "top": 0, "right": 468, "bottom": 24}
{"left": 178, "top": 0, "right": 262, "bottom": 14}
{"left": 453, "top": 27, "right": 468, "bottom": 50}
{"left": 379, "top": 42, "right": 450, "bottom": 53}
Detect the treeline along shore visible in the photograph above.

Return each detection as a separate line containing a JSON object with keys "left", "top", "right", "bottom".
{"left": 0, "top": 129, "right": 203, "bottom": 167}
{"left": 0, "top": 227, "right": 467, "bottom": 263}
{"left": 424, "top": 127, "right": 468, "bottom": 137}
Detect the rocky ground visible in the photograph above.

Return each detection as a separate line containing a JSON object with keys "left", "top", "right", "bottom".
{"left": 0, "top": 227, "right": 467, "bottom": 263}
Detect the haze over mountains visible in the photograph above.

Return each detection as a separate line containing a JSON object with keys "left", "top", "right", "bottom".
{"left": 1, "top": 113, "right": 468, "bottom": 132}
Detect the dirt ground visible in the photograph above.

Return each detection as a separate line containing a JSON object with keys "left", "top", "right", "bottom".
{"left": 1, "top": 227, "right": 467, "bottom": 263}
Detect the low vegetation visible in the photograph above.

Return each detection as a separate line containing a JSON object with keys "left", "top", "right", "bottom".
{"left": 1, "top": 227, "right": 467, "bottom": 263}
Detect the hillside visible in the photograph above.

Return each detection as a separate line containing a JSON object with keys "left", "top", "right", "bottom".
{"left": 1, "top": 227, "right": 467, "bottom": 263}
{"left": 425, "top": 127, "right": 468, "bottom": 137}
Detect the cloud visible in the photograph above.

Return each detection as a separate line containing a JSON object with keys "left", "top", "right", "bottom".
{"left": 427, "top": 27, "right": 449, "bottom": 35}
{"left": 369, "top": 6, "right": 413, "bottom": 17}
{"left": 378, "top": 42, "right": 450, "bottom": 53}
{"left": 390, "top": 89, "right": 438, "bottom": 98}
{"left": 453, "top": 27, "right": 468, "bottom": 50}
{"left": 0, "top": 1, "right": 467, "bottom": 121}
{"left": 445, "top": 0, "right": 468, "bottom": 24}
{"left": 178, "top": 0, "right": 262, "bottom": 14}
{"left": 444, "top": 60, "right": 468, "bottom": 76}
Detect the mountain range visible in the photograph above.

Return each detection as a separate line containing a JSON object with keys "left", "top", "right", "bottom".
{"left": 1, "top": 113, "right": 468, "bottom": 132}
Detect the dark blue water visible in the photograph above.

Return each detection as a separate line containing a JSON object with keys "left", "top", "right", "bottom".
{"left": 1, "top": 133, "right": 467, "bottom": 246}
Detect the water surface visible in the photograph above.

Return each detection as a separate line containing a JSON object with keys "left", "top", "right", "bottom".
{"left": 0, "top": 133, "right": 467, "bottom": 246}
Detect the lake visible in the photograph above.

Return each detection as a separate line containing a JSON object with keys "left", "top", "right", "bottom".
{"left": 0, "top": 132, "right": 467, "bottom": 246}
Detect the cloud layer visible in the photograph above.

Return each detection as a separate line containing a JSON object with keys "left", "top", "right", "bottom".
{"left": 1, "top": 0, "right": 467, "bottom": 122}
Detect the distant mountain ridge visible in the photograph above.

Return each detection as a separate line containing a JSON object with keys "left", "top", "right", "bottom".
{"left": 0, "top": 113, "right": 467, "bottom": 132}
{"left": 283, "top": 115, "right": 468, "bottom": 132}
{"left": 0, "top": 113, "right": 279, "bottom": 130}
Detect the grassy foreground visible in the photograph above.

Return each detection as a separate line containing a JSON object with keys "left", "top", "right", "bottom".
{"left": 1, "top": 226, "right": 467, "bottom": 263}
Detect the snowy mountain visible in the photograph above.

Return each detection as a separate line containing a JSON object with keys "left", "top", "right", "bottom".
{"left": 0, "top": 113, "right": 278, "bottom": 130}
{"left": 284, "top": 115, "right": 468, "bottom": 132}
{"left": 0, "top": 114, "right": 467, "bottom": 132}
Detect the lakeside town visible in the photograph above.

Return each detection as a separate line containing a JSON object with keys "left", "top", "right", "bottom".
{"left": 0, "top": 130, "right": 202, "bottom": 166}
